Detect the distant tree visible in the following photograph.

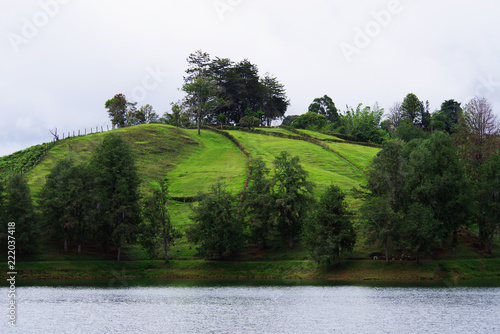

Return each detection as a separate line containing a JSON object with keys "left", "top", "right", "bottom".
{"left": 308, "top": 95, "right": 339, "bottom": 125}
{"left": 273, "top": 151, "right": 314, "bottom": 248}
{"left": 404, "top": 132, "right": 470, "bottom": 249}
{"left": 341, "top": 103, "right": 384, "bottom": 143}
{"left": 464, "top": 97, "right": 499, "bottom": 141}
{"left": 5, "top": 174, "right": 38, "bottom": 254}
{"left": 475, "top": 153, "right": 500, "bottom": 254}
{"left": 135, "top": 104, "right": 159, "bottom": 124}
{"left": 260, "top": 75, "right": 289, "bottom": 126}
{"left": 457, "top": 96, "right": 499, "bottom": 179}
{"left": 305, "top": 185, "right": 355, "bottom": 266}
{"left": 396, "top": 119, "right": 429, "bottom": 142}
{"left": 139, "top": 179, "right": 181, "bottom": 261}
{"left": 182, "top": 76, "right": 227, "bottom": 135}
{"left": 242, "top": 158, "right": 275, "bottom": 248}
{"left": 438, "top": 99, "right": 462, "bottom": 134}
{"left": 91, "top": 134, "right": 141, "bottom": 261}
{"left": 187, "top": 182, "right": 243, "bottom": 259}
{"left": 39, "top": 159, "right": 97, "bottom": 254}
{"left": 291, "top": 111, "right": 328, "bottom": 130}
{"left": 401, "top": 93, "right": 424, "bottom": 124}
{"left": 105, "top": 93, "right": 129, "bottom": 128}
{"left": 238, "top": 108, "right": 263, "bottom": 129}
{"left": 162, "top": 102, "right": 183, "bottom": 127}
{"left": 360, "top": 140, "right": 406, "bottom": 261}
{"left": 281, "top": 115, "right": 299, "bottom": 126}
{"left": 387, "top": 101, "right": 403, "bottom": 129}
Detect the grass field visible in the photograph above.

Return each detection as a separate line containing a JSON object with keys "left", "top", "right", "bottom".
{"left": 165, "top": 129, "right": 248, "bottom": 197}
{"left": 324, "top": 142, "right": 381, "bottom": 171}
{"left": 228, "top": 130, "right": 367, "bottom": 207}
{"left": 294, "top": 129, "right": 345, "bottom": 141}
{"left": 26, "top": 124, "right": 200, "bottom": 197}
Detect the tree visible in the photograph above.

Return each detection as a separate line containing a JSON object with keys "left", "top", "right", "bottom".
{"left": 91, "top": 134, "right": 141, "bottom": 260}
{"left": 281, "top": 115, "right": 299, "bottom": 126}
{"left": 182, "top": 76, "right": 227, "bottom": 135}
{"left": 242, "top": 158, "right": 275, "bottom": 248}
{"left": 360, "top": 140, "right": 406, "bottom": 261}
{"left": 404, "top": 132, "right": 470, "bottom": 249}
{"left": 308, "top": 95, "right": 339, "bottom": 125}
{"left": 475, "top": 153, "right": 500, "bottom": 254}
{"left": 387, "top": 101, "right": 403, "bottom": 129}
{"left": 134, "top": 104, "right": 159, "bottom": 124}
{"left": 291, "top": 111, "right": 328, "bottom": 130}
{"left": 105, "top": 93, "right": 128, "bottom": 128}
{"left": 39, "top": 159, "right": 97, "bottom": 254}
{"left": 273, "top": 151, "right": 314, "bottom": 248}
{"left": 187, "top": 182, "right": 243, "bottom": 259}
{"left": 401, "top": 93, "right": 424, "bottom": 124}
{"left": 260, "top": 75, "right": 289, "bottom": 126}
{"left": 439, "top": 99, "right": 462, "bottom": 134}
{"left": 341, "top": 103, "right": 385, "bottom": 143}
{"left": 139, "top": 179, "right": 181, "bottom": 261}
{"left": 305, "top": 185, "right": 355, "bottom": 266}
{"left": 5, "top": 174, "right": 38, "bottom": 254}
{"left": 464, "top": 97, "right": 499, "bottom": 141}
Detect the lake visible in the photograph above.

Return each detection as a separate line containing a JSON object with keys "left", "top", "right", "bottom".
{"left": 2, "top": 279, "right": 500, "bottom": 333}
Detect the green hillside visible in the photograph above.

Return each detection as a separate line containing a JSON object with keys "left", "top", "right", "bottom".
{"left": 2, "top": 124, "right": 499, "bottom": 282}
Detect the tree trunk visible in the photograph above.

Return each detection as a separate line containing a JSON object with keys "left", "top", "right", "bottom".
{"left": 385, "top": 244, "right": 389, "bottom": 263}
{"left": 64, "top": 237, "right": 68, "bottom": 253}
{"left": 78, "top": 243, "right": 81, "bottom": 255}
{"left": 117, "top": 247, "right": 121, "bottom": 262}
{"left": 288, "top": 235, "right": 294, "bottom": 249}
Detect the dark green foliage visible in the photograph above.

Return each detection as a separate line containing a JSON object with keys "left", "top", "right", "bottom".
{"left": 183, "top": 50, "right": 288, "bottom": 127}
{"left": 404, "top": 132, "right": 470, "bottom": 237}
{"left": 188, "top": 182, "right": 243, "bottom": 259}
{"left": 139, "top": 179, "right": 182, "bottom": 261}
{"left": 39, "top": 159, "right": 98, "bottom": 253}
{"left": 281, "top": 115, "right": 299, "bottom": 126}
{"left": 90, "top": 133, "right": 141, "bottom": 260}
{"left": 273, "top": 151, "right": 314, "bottom": 248}
{"left": 308, "top": 95, "right": 339, "bottom": 125}
{"left": 305, "top": 185, "right": 355, "bottom": 266}
{"left": 475, "top": 153, "right": 500, "bottom": 253}
{"left": 291, "top": 112, "right": 328, "bottom": 130}
{"left": 340, "top": 103, "right": 385, "bottom": 144}
{"left": 105, "top": 93, "right": 128, "bottom": 128}
{"left": 361, "top": 141, "right": 405, "bottom": 260}
{"left": 361, "top": 133, "right": 471, "bottom": 260}
{"left": 401, "top": 93, "right": 424, "bottom": 123}
{"left": 242, "top": 158, "right": 275, "bottom": 248}
{"left": 396, "top": 119, "right": 429, "bottom": 142}
{"left": 5, "top": 174, "right": 38, "bottom": 254}
{"left": 438, "top": 99, "right": 462, "bottom": 134}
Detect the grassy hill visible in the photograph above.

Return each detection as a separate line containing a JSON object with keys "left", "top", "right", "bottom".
{"left": 2, "top": 124, "right": 499, "bottom": 282}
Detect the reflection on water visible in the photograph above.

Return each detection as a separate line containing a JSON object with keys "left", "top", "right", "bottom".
{"left": 1, "top": 281, "right": 500, "bottom": 333}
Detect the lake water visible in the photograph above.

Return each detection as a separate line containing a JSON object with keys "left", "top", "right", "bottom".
{"left": 2, "top": 280, "right": 500, "bottom": 333}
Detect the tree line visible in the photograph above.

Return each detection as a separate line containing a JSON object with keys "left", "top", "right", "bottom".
{"left": 105, "top": 50, "right": 289, "bottom": 134}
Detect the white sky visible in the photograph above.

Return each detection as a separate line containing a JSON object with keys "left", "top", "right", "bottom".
{"left": 1, "top": 0, "right": 500, "bottom": 156}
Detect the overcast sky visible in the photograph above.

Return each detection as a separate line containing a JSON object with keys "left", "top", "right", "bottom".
{"left": 1, "top": 0, "right": 499, "bottom": 156}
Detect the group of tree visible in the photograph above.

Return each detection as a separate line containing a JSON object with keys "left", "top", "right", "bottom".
{"left": 7, "top": 133, "right": 182, "bottom": 261}
{"left": 283, "top": 95, "right": 386, "bottom": 144}
{"left": 361, "top": 130, "right": 499, "bottom": 260}
{"left": 0, "top": 174, "right": 38, "bottom": 254}
{"left": 187, "top": 152, "right": 356, "bottom": 266}
{"left": 178, "top": 50, "right": 289, "bottom": 133}
{"left": 105, "top": 93, "right": 160, "bottom": 128}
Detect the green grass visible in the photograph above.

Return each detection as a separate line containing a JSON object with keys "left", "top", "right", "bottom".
{"left": 324, "top": 142, "right": 381, "bottom": 171}
{"left": 256, "top": 127, "right": 298, "bottom": 135}
{"left": 228, "top": 130, "right": 368, "bottom": 208}
{"left": 294, "top": 129, "right": 345, "bottom": 141}
{"left": 165, "top": 129, "right": 248, "bottom": 197}
{"left": 27, "top": 124, "right": 201, "bottom": 198}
